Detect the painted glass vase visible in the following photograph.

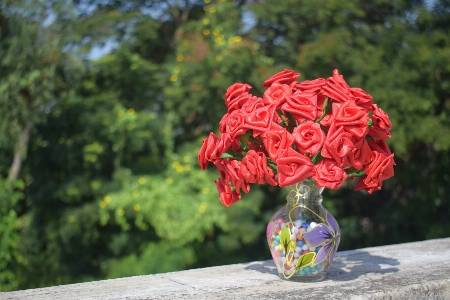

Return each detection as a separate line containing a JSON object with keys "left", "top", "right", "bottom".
{"left": 266, "top": 178, "right": 340, "bottom": 282}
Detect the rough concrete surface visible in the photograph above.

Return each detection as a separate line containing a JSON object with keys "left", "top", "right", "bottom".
{"left": 1, "top": 238, "right": 450, "bottom": 300}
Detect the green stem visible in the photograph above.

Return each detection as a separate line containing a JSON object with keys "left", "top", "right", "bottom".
{"left": 285, "top": 111, "right": 297, "bottom": 133}
{"left": 277, "top": 111, "right": 289, "bottom": 127}
{"left": 346, "top": 170, "right": 366, "bottom": 177}
{"left": 315, "top": 97, "right": 330, "bottom": 124}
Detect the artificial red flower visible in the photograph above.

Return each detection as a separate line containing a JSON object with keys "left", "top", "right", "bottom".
{"left": 261, "top": 127, "right": 295, "bottom": 162}
{"left": 349, "top": 87, "right": 373, "bottom": 110}
{"left": 199, "top": 68, "right": 395, "bottom": 204}
{"left": 313, "top": 159, "right": 348, "bottom": 189}
{"left": 263, "top": 69, "right": 300, "bottom": 88}
{"left": 227, "top": 92, "right": 252, "bottom": 113}
{"left": 281, "top": 91, "right": 317, "bottom": 122}
{"left": 363, "top": 151, "right": 395, "bottom": 186}
{"left": 224, "top": 83, "right": 252, "bottom": 111}
{"left": 354, "top": 176, "right": 382, "bottom": 194}
{"left": 368, "top": 138, "right": 392, "bottom": 157}
{"left": 198, "top": 132, "right": 219, "bottom": 170}
{"left": 240, "top": 150, "right": 277, "bottom": 185}
{"left": 321, "top": 125, "right": 361, "bottom": 167}
{"left": 333, "top": 101, "right": 369, "bottom": 139}
{"left": 241, "top": 96, "right": 265, "bottom": 114}
{"left": 292, "top": 78, "right": 326, "bottom": 92}
{"left": 343, "top": 140, "right": 372, "bottom": 170}
{"left": 219, "top": 109, "right": 247, "bottom": 138}
{"left": 215, "top": 178, "right": 241, "bottom": 207}
{"left": 322, "top": 69, "right": 354, "bottom": 103}
{"left": 369, "top": 104, "right": 392, "bottom": 140}
{"left": 243, "top": 105, "right": 276, "bottom": 135}
{"left": 292, "top": 121, "right": 326, "bottom": 156}
{"left": 276, "top": 148, "right": 315, "bottom": 187}
{"left": 263, "top": 83, "right": 292, "bottom": 108}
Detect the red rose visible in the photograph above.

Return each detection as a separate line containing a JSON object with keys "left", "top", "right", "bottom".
{"left": 349, "top": 87, "right": 373, "bottom": 110}
{"left": 240, "top": 150, "right": 277, "bottom": 185}
{"left": 292, "top": 121, "right": 326, "bottom": 156}
{"left": 354, "top": 176, "right": 382, "bottom": 195}
{"left": 313, "top": 159, "right": 348, "bottom": 189}
{"left": 241, "top": 96, "right": 265, "bottom": 114}
{"left": 225, "top": 83, "right": 252, "bottom": 111}
{"left": 333, "top": 101, "right": 369, "bottom": 139}
{"left": 363, "top": 151, "right": 395, "bottom": 187}
{"left": 369, "top": 104, "right": 392, "bottom": 140}
{"left": 322, "top": 69, "right": 354, "bottom": 103}
{"left": 368, "top": 139, "right": 391, "bottom": 157}
{"left": 215, "top": 177, "right": 241, "bottom": 207}
{"left": 343, "top": 140, "right": 372, "bottom": 170}
{"left": 276, "top": 147, "right": 315, "bottom": 187}
{"left": 263, "top": 69, "right": 300, "bottom": 88}
{"left": 281, "top": 91, "right": 317, "bottom": 122}
{"left": 198, "top": 132, "right": 219, "bottom": 170}
{"left": 219, "top": 109, "right": 247, "bottom": 138}
{"left": 292, "top": 78, "right": 326, "bottom": 92}
{"left": 215, "top": 159, "right": 250, "bottom": 194}
{"left": 243, "top": 105, "right": 276, "bottom": 135}
{"left": 263, "top": 83, "right": 292, "bottom": 108}
{"left": 261, "top": 127, "right": 295, "bottom": 162}
{"left": 321, "top": 126, "right": 356, "bottom": 167}
{"left": 227, "top": 92, "right": 252, "bottom": 113}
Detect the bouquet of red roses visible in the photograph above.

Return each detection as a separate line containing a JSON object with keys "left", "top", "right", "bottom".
{"left": 198, "top": 69, "right": 395, "bottom": 206}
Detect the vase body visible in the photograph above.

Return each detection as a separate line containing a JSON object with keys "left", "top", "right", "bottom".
{"left": 266, "top": 178, "right": 340, "bottom": 282}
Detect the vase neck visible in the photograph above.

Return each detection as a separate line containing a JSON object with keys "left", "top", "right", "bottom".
{"left": 285, "top": 178, "right": 323, "bottom": 205}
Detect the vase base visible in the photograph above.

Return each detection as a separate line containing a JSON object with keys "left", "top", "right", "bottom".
{"left": 277, "top": 273, "right": 326, "bottom": 282}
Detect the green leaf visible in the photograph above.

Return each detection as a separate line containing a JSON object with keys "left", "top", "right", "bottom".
{"left": 280, "top": 225, "right": 293, "bottom": 252}
{"left": 295, "top": 252, "right": 316, "bottom": 271}
{"left": 220, "top": 153, "right": 235, "bottom": 159}
{"left": 311, "top": 151, "right": 324, "bottom": 164}
{"left": 239, "top": 130, "right": 252, "bottom": 151}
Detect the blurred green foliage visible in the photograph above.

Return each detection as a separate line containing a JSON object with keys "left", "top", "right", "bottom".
{"left": 0, "top": 0, "right": 449, "bottom": 292}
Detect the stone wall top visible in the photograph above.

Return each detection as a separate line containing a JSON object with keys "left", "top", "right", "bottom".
{"left": 1, "top": 238, "right": 450, "bottom": 300}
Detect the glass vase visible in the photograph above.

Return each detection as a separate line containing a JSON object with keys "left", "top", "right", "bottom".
{"left": 266, "top": 178, "right": 340, "bottom": 282}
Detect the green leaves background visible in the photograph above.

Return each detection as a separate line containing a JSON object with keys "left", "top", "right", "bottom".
{"left": 0, "top": 0, "right": 450, "bottom": 291}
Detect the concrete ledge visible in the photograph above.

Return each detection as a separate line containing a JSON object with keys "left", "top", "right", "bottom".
{"left": 1, "top": 238, "right": 450, "bottom": 300}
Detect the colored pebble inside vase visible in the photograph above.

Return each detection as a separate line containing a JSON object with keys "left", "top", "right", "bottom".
{"left": 269, "top": 218, "right": 329, "bottom": 280}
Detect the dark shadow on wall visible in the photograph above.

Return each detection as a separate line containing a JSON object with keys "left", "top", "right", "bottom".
{"left": 243, "top": 250, "right": 399, "bottom": 281}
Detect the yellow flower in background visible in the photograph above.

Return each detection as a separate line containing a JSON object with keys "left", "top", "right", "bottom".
{"left": 170, "top": 75, "right": 178, "bottom": 82}
{"left": 118, "top": 209, "right": 125, "bottom": 216}
{"left": 203, "top": 18, "right": 210, "bottom": 25}
{"left": 99, "top": 201, "right": 106, "bottom": 208}
{"left": 198, "top": 202, "right": 207, "bottom": 213}
{"left": 202, "top": 187, "right": 209, "bottom": 194}
{"left": 104, "top": 196, "right": 111, "bottom": 203}
{"left": 174, "top": 66, "right": 181, "bottom": 73}
{"left": 133, "top": 204, "right": 141, "bottom": 211}
{"left": 203, "top": 29, "right": 211, "bottom": 36}
{"left": 183, "top": 156, "right": 190, "bottom": 163}
{"left": 204, "top": 0, "right": 210, "bottom": 3}
{"left": 138, "top": 177, "right": 146, "bottom": 185}
{"left": 166, "top": 177, "right": 173, "bottom": 184}
{"left": 176, "top": 55, "right": 184, "bottom": 62}
{"left": 216, "top": 55, "right": 223, "bottom": 61}
{"left": 213, "top": 30, "right": 220, "bottom": 36}
{"left": 128, "top": 108, "right": 135, "bottom": 115}
{"left": 117, "top": 110, "right": 124, "bottom": 117}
